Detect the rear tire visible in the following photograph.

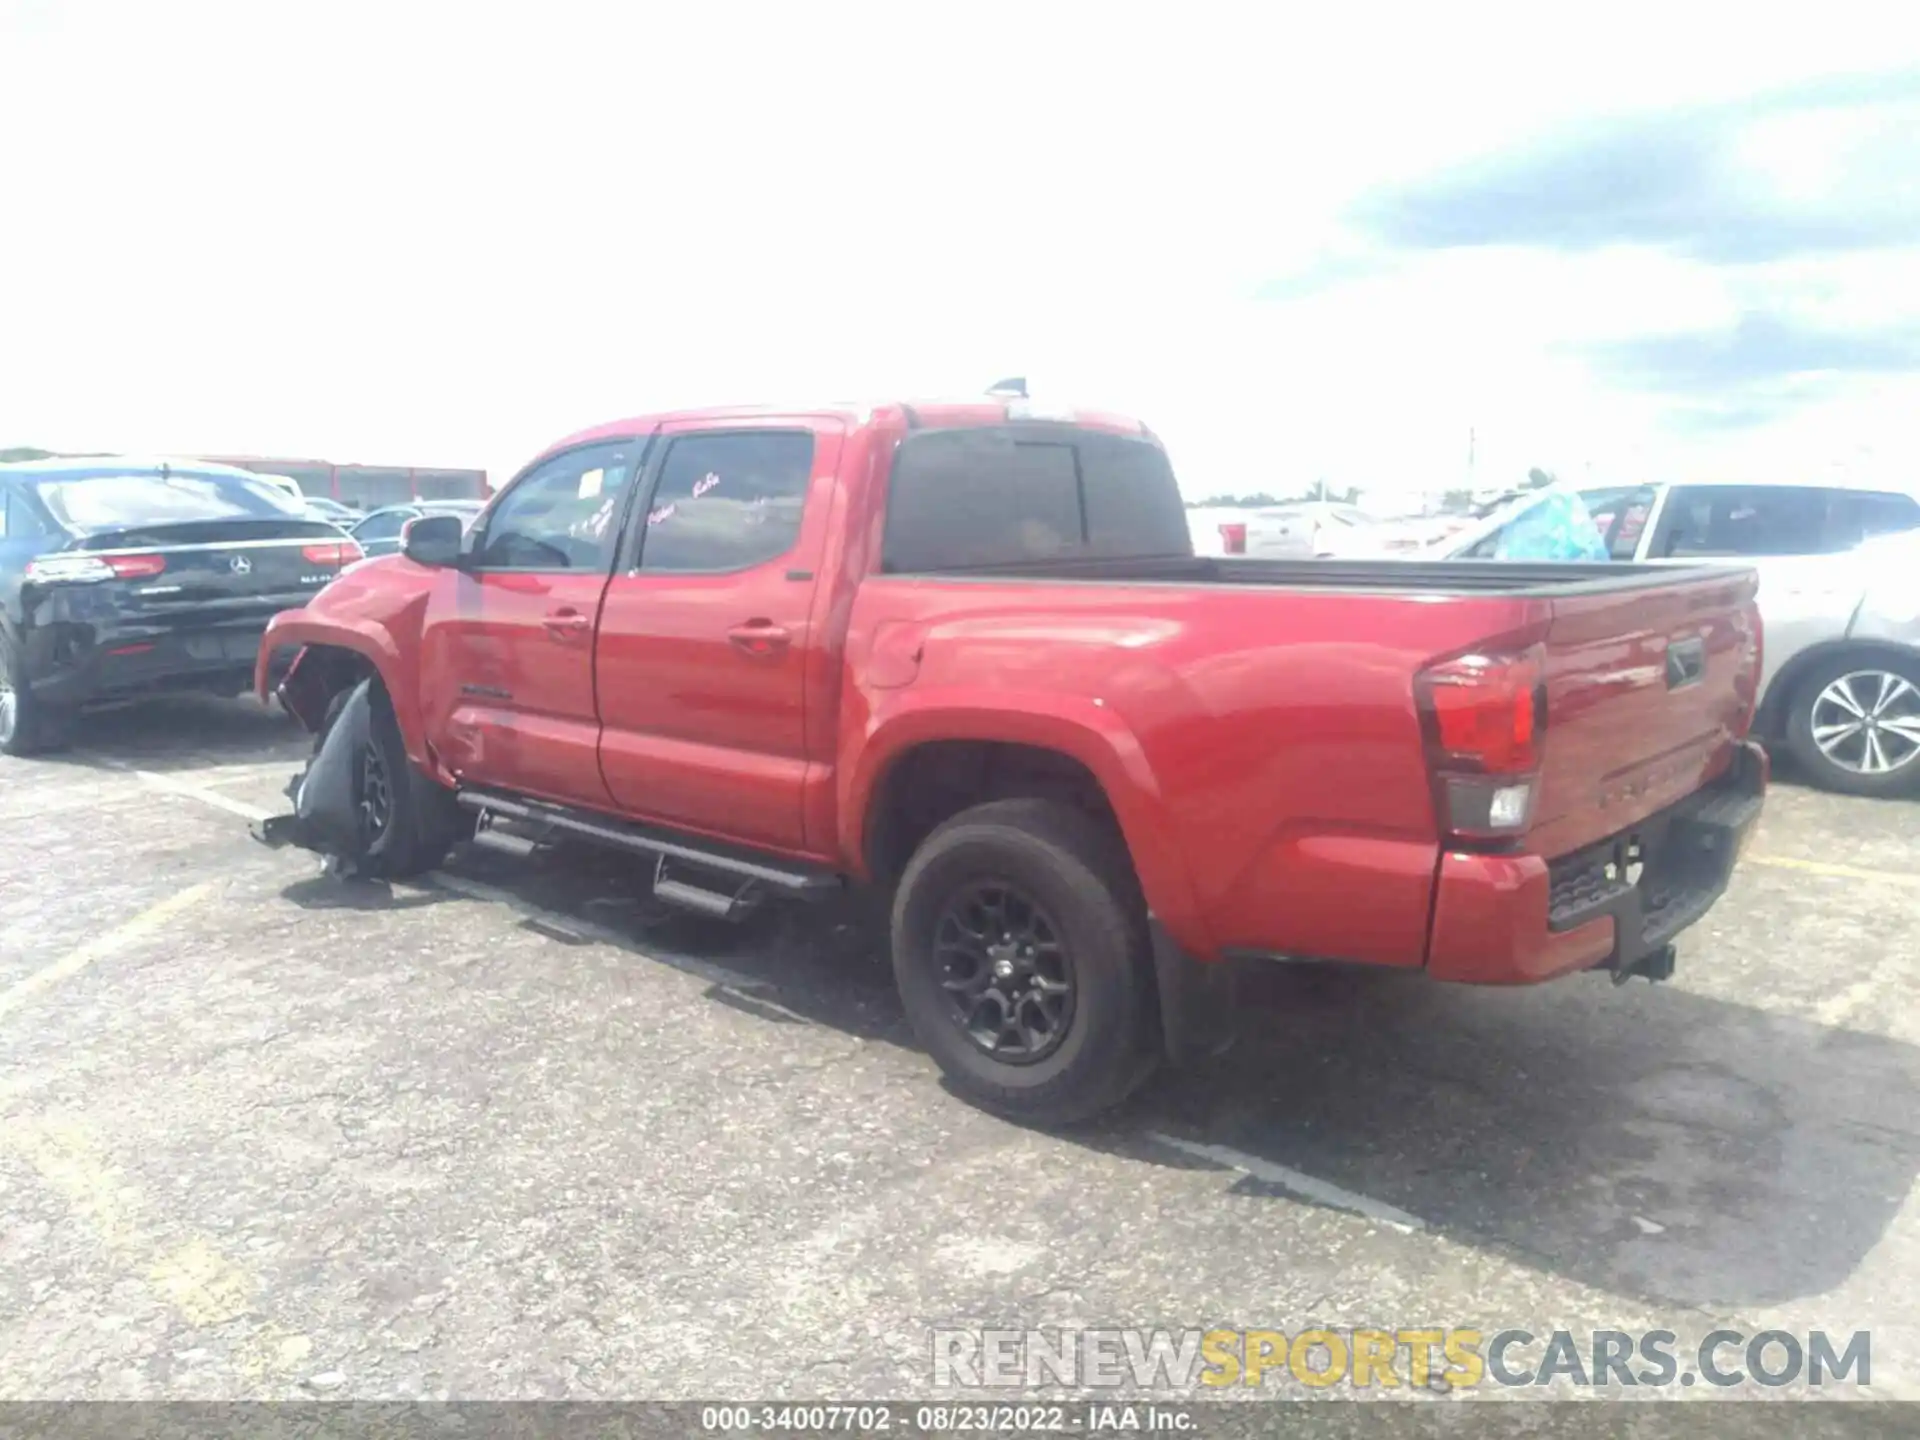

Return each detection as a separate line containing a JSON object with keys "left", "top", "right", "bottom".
{"left": 0, "top": 633, "right": 68, "bottom": 757}
{"left": 1784, "top": 652, "right": 1920, "bottom": 798}
{"left": 891, "top": 798, "right": 1158, "bottom": 1125}
{"left": 312, "top": 682, "right": 468, "bottom": 878}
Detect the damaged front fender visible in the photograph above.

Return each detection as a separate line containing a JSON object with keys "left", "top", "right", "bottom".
{"left": 255, "top": 598, "right": 429, "bottom": 770}
{"left": 271, "top": 644, "right": 367, "bottom": 734}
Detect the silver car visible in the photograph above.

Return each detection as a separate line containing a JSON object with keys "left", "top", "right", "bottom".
{"left": 1435, "top": 477, "right": 1920, "bottom": 797}
{"left": 350, "top": 501, "right": 485, "bottom": 558}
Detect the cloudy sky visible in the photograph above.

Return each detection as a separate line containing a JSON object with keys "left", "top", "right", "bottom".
{"left": 4, "top": 1, "right": 1918, "bottom": 502}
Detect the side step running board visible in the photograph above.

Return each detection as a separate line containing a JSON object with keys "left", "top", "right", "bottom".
{"left": 652, "top": 855, "right": 760, "bottom": 920}
{"left": 454, "top": 787, "right": 840, "bottom": 896}
{"left": 652, "top": 877, "right": 741, "bottom": 918}
{"left": 467, "top": 823, "right": 540, "bottom": 858}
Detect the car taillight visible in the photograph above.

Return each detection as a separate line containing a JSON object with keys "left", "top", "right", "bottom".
{"left": 1219, "top": 522, "right": 1247, "bottom": 554}
{"left": 24, "top": 552, "right": 166, "bottom": 584}
{"left": 1415, "top": 645, "right": 1546, "bottom": 841}
{"left": 301, "top": 541, "right": 363, "bottom": 566}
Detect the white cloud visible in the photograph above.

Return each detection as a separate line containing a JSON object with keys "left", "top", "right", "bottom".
{"left": 4, "top": 0, "right": 1919, "bottom": 499}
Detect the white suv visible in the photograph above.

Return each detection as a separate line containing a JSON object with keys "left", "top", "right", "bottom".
{"left": 1437, "top": 478, "right": 1920, "bottom": 797}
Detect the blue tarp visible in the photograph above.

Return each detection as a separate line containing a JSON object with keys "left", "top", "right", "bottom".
{"left": 1491, "top": 490, "right": 1610, "bottom": 562}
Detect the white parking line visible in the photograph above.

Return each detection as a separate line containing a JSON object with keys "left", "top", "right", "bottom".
{"left": 133, "top": 769, "right": 275, "bottom": 823}
{"left": 1146, "top": 1132, "right": 1426, "bottom": 1233}
{"left": 75, "top": 753, "right": 277, "bottom": 823}
{"left": 88, "top": 759, "right": 787, "bottom": 1001}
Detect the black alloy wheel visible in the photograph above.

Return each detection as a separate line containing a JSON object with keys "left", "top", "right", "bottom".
{"left": 933, "top": 880, "right": 1077, "bottom": 1064}
{"left": 358, "top": 738, "right": 395, "bottom": 843}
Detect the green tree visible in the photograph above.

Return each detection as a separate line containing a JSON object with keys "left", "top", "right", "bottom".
{"left": 0, "top": 447, "right": 55, "bottom": 462}
{"left": 1526, "top": 467, "right": 1557, "bottom": 490}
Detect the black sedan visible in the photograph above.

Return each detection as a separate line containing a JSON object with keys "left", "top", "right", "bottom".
{"left": 349, "top": 502, "right": 484, "bottom": 558}
{"left": 0, "top": 458, "right": 363, "bottom": 754}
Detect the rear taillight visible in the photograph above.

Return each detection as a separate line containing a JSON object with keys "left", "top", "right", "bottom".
{"left": 1415, "top": 645, "right": 1546, "bottom": 841}
{"left": 24, "top": 552, "right": 167, "bottom": 584}
{"left": 301, "top": 541, "right": 363, "bottom": 566}
{"left": 1219, "top": 522, "right": 1247, "bottom": 554}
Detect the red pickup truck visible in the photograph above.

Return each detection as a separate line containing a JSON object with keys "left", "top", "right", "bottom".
{"left": 258, "top": 399, "right": 1767, "bottom": 1122}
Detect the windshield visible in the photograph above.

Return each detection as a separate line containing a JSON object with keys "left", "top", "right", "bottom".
{"left": 33, "top": 471, "right": 310, "bottom": 531}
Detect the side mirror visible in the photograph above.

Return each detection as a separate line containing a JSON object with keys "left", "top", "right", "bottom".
{"left": 402, "top": 514, "right": 464, "bottom": 567}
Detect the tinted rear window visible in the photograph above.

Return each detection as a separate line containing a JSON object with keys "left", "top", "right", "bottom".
{"left": 33, "top": 472, "right": 308, "bottom": 531}
{"left": 1659, "top": 485, "right": 1920, "bottom": 557}
{"left": 882, "top": 427, "right": 1192, "bottom": 571}
{"left": 1831, "top": 489, "right": 1920, "bottom": 548}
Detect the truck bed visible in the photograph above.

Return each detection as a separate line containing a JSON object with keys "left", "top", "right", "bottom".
{"left": 857, "top": 548, "right": 1762, "bottom": 950}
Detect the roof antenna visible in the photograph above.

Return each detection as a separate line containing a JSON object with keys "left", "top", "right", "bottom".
{"left": 987, "top": 376, "right": 1028, "bottom": 399}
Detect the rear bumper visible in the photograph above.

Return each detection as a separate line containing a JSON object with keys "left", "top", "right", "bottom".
{"left": 1426, "top": 740, "right": 1768, "bottom": 985}
{"left": 26, "top": 619, "right": 293, "bottom": 708}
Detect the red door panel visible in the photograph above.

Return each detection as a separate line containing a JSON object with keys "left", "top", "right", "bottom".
{"left": 595, "top": 421, "right": 841, "bottom": 855}
{"left": 416, "top": 436, "right": 645, "bottom": 809}
{"left": 420, "top": 569, "right": 614, "bottom": 807}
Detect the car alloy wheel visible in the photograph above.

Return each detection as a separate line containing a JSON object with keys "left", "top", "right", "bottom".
{"left": 1809, "top": 669, "right": 1920, "bottom": 778}
{"left": 932, "top": 880, "right": 1077, "bottom": 1064}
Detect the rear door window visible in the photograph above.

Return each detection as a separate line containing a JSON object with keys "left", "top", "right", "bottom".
{"left": 1575, "top": 485, "right": 1658, "bottom": 559}
{"left": 1828, "top": 490, "right": 1920, "bottom": 549}
{"left": 1652, "top": 486, "right": 1891, "bottom": 558}
{"left": 882, "top": 426, "right": 1192, "bottom": 571}
{"left": 633, "top": 430, "right": 815, "bottom": 573}
{"left": 0, "top": 486, "right": 46, "bottom": 537}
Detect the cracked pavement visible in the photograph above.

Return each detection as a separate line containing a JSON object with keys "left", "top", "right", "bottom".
{"left": 2, "top": 695, "right": 1919, "bottom": 1404}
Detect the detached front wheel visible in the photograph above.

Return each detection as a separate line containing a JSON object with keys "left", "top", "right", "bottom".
{"left": 891, "top": 798, "right": 1158, "bottom": 1125}
{"left": 310, "top": 682, "right": 467, "bottom": 877}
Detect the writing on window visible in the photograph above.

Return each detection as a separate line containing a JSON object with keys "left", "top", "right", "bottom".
{"left": 637, "top": 433, "right": 814, "bottom": 573}
{"left": 477, "top": 443, "right": 636, "bottom": 570}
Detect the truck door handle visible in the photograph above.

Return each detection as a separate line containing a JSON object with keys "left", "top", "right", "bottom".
{"left": 728, "top": 620, "right": 791, "bottom": 656}
{"left": 542, "top": 608, "right": 593, "bottom": 639}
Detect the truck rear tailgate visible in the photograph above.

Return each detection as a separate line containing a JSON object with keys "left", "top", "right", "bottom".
{"left": 1530, "top": 567, "right": 1761, "bottom": 859}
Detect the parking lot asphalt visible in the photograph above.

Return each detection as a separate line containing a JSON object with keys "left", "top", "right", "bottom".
{"left": 3, "top": 696, "right": 1920, "bottom": 1404}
